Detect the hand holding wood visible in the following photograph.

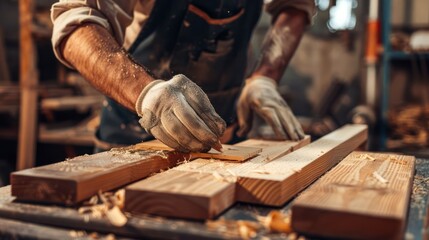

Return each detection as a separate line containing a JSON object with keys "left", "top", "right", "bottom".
{"left": 135, "top": 74, "right": 226, "bottom": 152}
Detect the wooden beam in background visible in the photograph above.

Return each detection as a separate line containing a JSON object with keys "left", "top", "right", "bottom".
{"left": 17, "top": 0, "right": 39, "bottom": 170}
{"left": 292, "top": 151, "right": 415, "bottom": 240}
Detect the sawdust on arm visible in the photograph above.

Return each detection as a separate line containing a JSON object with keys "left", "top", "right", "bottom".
{"left": 251, "top": 8, "right": 308, "bottom": 82}
{"left": 61, "top": 23, "right": 154, "bottom": 111}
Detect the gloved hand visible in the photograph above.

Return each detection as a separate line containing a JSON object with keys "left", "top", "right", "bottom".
{"left": 237, "top": 75, "right": 305, "bottom": 141}
{"left": 136, "top": 74, "right": 226, "bottom": 152}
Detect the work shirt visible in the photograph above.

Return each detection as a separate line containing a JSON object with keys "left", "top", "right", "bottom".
{"left": 51, "top": 0, "right": 315, "bottom": 68}
{"left": 50, "top": 0, "right": 315, "bottom": 149}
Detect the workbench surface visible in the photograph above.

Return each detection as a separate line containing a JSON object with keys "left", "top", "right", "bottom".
{"left": 0, "top": 158, "right": 428, "bottom": 239}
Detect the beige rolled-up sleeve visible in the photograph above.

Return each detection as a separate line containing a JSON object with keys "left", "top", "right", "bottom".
{"left": 265, "top": 0, "right": 316, "bottom": 24}
{"left": 51, "top": 0, "right": 137, "bottom": 68}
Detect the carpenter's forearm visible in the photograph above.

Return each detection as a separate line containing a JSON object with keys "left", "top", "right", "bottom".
{"left": 62, "top": 23, "right": 154, "bottom": 111}
{"left": 252, "top": 8, "right": 308, "bottom": 82}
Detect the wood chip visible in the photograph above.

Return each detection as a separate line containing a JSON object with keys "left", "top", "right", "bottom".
{"left": 237, "top": 220, "right": 259, "bottom": 239}
{"left": 262, "top": 211, "right": 292, "bottom": 233}
{"left": 372, "top": 171, "right": 389, "bottom": 184}
{"left": 360, "top": 154, "right": 376, "bottom": 161}
{"left": 106, "top": 206, "right": 127, "bottom": 227}
{"left": 78, "top": 189, "right": 128, "bottom": 227}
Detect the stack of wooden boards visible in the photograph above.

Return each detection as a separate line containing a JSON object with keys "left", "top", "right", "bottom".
{"left": 10, "top": 124, "right": 416, "bottom": 239}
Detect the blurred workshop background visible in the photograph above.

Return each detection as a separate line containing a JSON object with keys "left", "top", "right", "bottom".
{"left": 0, "top": 0, "right": 428, "bottom": 186}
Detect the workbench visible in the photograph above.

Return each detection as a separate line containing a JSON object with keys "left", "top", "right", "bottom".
{"left": 0, "top": 157, "right": 427, "bottom": 239}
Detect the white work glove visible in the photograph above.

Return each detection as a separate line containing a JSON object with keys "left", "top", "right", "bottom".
{"left": 136, "top": 74, "right": 226, "bottom": 152}
{"left": 237, "top": 76, "right": 305, "bottom": 141}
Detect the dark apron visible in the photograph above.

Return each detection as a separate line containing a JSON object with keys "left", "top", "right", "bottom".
{"left": 97, "top": 0, "right": 263, "bottom": 147}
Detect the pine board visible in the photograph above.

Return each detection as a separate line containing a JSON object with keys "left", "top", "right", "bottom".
{"left": 236, "top": 124, "right": 368, "bottom": 206}
{"left": 11, "top": 149, "right": 188, "bottom": 205}
{"left": 292, "top": 151, "right": 415, "bottom": 240}
{"left": 125, "top": 170, "right": 236, "bottom": 219}
{"left": 124, "top": 124, "right": 368, "bottom": 219}
{"left": 134, "top": 140, "right": 262, "bottom": 161}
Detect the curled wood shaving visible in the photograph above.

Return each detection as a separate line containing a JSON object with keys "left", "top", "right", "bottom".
{"left": 261, "top": 211, "right": 292, "bottom": 233}
{"left": 106, "top": 206, "right": 127, "bottom": 227}
{"left": 372, "top": 172, "right": 389, "bottom": 184}
{"left": 78, "top": 189, "right": 127, "bottom": 227}
{"left": 237, "top": 220, "right": 259, "bottom": 239}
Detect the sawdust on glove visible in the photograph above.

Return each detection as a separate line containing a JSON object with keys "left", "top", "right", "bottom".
{"left": 237, "top": 76, "right": 305, "bottom": 141}
{"left": 136, "top": 74, "right": 226, "bottom": 152}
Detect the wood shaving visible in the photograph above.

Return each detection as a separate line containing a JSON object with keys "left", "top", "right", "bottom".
{"left": 261, "top": 210, "right": 292, "bottom": 233}
{"left": 388, "top": 155, "right": 408, "bottom": 165}
{"left": 78, "top": 189, "right": 128, "bottom": 227}
{"left": 372, "top": 172, "right": 389, "bottom": 184}
{"left": 360, "top": 154, "right": 376, "bottom": 161}
{"left": 106, "top": 206, "right": 127, "bottom": 227}
{"left": 69, "top": 230, "right": 86, "bottom": 238}
{"left": 237, "top": 220, "right": 260, "bottom": 239}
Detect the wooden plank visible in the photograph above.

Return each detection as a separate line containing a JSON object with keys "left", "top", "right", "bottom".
{"left": 235, "top": 124, "right": 368, "bottom": 206}
{"left": 124, "top": 137, "right": 311, "bottom": 219}
{"left": 292, "top": 151, "right": 415, "bottom": 240}
{"left": 134, "top": 140, "right": 262, "bottom": 161}
{"left": 17, "top": 0, "right": 39, "bottom": 170}
{"left": 11, "top": 149, "right": 188, "bottom": 205}
{"left": 125, "top": 170, "right": 236, "bottom": 219}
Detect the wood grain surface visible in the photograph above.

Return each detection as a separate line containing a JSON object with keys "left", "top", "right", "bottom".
{"left": 236, "top": 124, "right": 368, "bottom": 206}
{"left": 292, "top": 151, "right": 415, "bottom": 240}
{"left": 11, "top": 149, "right": 188, "bottom": 205}
{"left": 124, "top": 138, "right": 310, "bottom": 219}
{"left": 125, "top": 170, "right": 236, "bottom": 219}
{"left": 133, "top": 140, "right": 262, "bottom": 161}
{"left": 10, "top": 141, "right": 259, "bottom": 205}
{"left": 124, "top": 125, "right": 367, "bottom": 219}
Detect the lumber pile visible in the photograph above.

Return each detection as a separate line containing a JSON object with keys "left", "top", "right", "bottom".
{"left": 292, "top": 151, "right": 415, "bottom": 239}
{"left": 10, "top": 143, "right": 261, "bottom": 205}
{"left": 124, "top": 124, "right": 367, "bottom": 219}
{"left": 11, "top": 124, "right": 368, "bottom": 220}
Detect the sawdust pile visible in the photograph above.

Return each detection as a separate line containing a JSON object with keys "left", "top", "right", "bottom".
{"left": 78, "top": 189, "right": 127, "bottom": 227}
